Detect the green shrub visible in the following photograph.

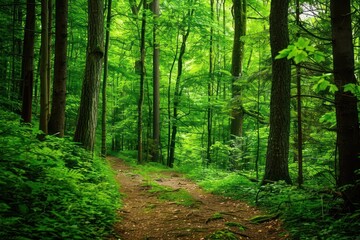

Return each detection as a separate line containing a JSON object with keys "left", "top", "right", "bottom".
{"left": 0, "top": 110, "right": 121, "bottom": 239}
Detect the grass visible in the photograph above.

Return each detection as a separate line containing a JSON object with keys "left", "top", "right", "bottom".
{"left": 145, "top": 181, "right": 197, "bottom": 207}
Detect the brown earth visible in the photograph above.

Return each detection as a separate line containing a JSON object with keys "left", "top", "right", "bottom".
{"left": 107, "top": 156, "right": 289, "bottom": 240}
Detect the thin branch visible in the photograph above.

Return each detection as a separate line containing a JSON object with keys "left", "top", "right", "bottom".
{"left": 297, "top": 22, "right": 332, "bottom": 42}
{"left": 291, "top": 94, "right": 335, "bottom": 104}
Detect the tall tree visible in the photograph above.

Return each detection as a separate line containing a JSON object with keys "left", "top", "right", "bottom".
{"left": 207, "top": 0, "right": 214, "bottom": 165}
{"left": 230, "top": 0, "right": 246, "bottom": 138}
{"left": 137, "top": 0, "right": 147, "bottom": 163}
{"left": 20, "top": 0, "right": 36, "bottom": 123}
{"left": 262, "top": 0, "right": 292, "bottom": 184}
{"left": 168, "top": 8, "right": 194, "bottom": 168}
{"left": 74, "top": 0, "right": 104, "bottom": 151}
{"left": 48, "top": 0, "right": 68, "bottom": 137}
{"left": 295, "top": 0, "right": 303, "bottom": 186}
{"left": 101, "top": 0, "right": 113, "bottom": 157}
{"left": 151, "top": 0, "right": 161, "bottom": 162}
{"left": 40, "top": 0, "right": 49, "bottom": 134}
{"left": 330, "top": 0, "right": 360, "bottom": 208}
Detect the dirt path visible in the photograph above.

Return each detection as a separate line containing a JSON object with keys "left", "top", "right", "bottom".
{"left": 108, "top": 156, "right": 287, "bottom": 240}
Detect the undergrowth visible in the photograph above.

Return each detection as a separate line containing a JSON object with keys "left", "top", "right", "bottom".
{"left": 179, "top": 165, "right": 360, "bottom": 240}
{"left": 0, "top": 110, "right": 121, "bottom": 239}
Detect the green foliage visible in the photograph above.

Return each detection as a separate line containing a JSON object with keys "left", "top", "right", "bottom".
{"left": 208, "top": 212, "right": 223, "bottom": 221}
{"left": 205, "top": 229, "right": 238, "bottom": 240}
{"left": 311, "top": 74, "right": 338, "bottom": 94}
{"left": 276, "top": 37, "right": 325, "bottom": 64}
{"left": 184, "top": 164, "right": 360, "bottom": 240}
{"left": 0, "top": 110, "right": 120, "bottom": 239}
{"left": 343, "top": 83, "right": 360, "bottom": 99}
{"left": 249, "top": 213, "right": 279, "bottom": 224}
{"left": 225, "top": 222, "right": 246, "bottom": 231}
{"left": 146, "top": 182, "right": 197, "bottom": 207}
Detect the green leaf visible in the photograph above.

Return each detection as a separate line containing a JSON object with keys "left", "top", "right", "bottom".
{"left": 293, "top": 50, "right": 308, "bottom": 64}
{"left": 313, "top": 52, "right": 325, "bottom": 63}
{"left": 328, "top": 84, "right": 338, "bottom": 94}
{"left": 276, "top": 47, "right": 293, "bottom": 60}
{"left": 295, "top": 37, "right": 310, "bottom": 49}
{"left": 343, "top": 83, "right": 357, "bottom": 94}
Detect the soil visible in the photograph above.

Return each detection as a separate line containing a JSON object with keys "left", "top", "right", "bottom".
{"left": 107, "top": 156, "right": 288, "bottom": 240}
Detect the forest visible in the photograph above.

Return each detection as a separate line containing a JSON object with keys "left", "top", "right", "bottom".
{"left": 0, "top": 0, "right": 359, "bottom": 239}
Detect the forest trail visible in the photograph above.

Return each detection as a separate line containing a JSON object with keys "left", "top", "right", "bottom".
{"left": 107, "top": 156, "right": 287, "bottom": 240}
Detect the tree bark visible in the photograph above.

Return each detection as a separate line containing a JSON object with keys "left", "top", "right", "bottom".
{"left": 207, "top": 0, "right": 214, "bottom": 166}
{"left": 295, "top": 0, "right": 303, "bottom": 186}
{"left": 137, "top": 0, "right": 147, "bottom": 163}
{"left": 48, "top": 0, "right": 68, "bottom": 137}
{"left": 152, "top": 0, "right": 161, "bottom": 162}
{"left": 262, "top": 0, "right": 292, "bottom": 184}
{"left": 40, "top": 0, "right": 49, "bottom": 134}
{"left": 169, "top": 10, "right": 193, "bottom": 168}
{"left": 230, "top": 0, "right": 246, "bottom": 138}
{"left": 330, "top": 0, "right": 360, "bottom": 208}
{"left": 74, "top": 0, "right": 104, "bottom": 151}
{"left": 101, "top": 0, "right": 112, "bottom": 157}
{"left": 20, "top": 0, "right": 36, "bottom": 123}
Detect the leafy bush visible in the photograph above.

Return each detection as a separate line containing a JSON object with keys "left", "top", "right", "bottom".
{"left": 0, "top": 110, "right": 120, "bottom": 239}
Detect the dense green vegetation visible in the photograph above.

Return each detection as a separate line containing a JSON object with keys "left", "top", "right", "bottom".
{"left": 0, "top": 0, "right": 359, "bottom": 239}
{"left": 0, "top": 110, "right": 121, "bottom": 239}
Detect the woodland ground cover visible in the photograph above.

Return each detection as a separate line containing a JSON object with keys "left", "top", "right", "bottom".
{"left": 180, "top": 163, "right": 360, "bottom": 239}
{"left": 0, "top": 110, "right": 121, "bottom": 239}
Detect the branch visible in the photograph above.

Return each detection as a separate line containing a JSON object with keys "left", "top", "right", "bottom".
{"left": 243, "top": 108, "right": 267, "bottom": 124}
{"left": 290, "top": 94, "right": 335, "bottom": 104}
{"left": 297, "top": 63, "right": 333, "bottom": 74}
{"left": 297, "top": 22, "right": 332, "bottom": 42}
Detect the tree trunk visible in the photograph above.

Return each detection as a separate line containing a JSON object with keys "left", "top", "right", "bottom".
{"left": 207, "top": 0, "right": 214, "bottom": 166}
{"left": 169, "top": 12, "right": 193, "bottom": 167}
{"left": 137, "top": 0, "right": 147, "bottom": 163}
{"left": 40, "top": 0, "right": 49, "bottom": 134}
{"left": 74, "top": 0, "right": 104, "bottom": 151}
{"left": 230, "top": 0, "right": 246, "bottom": 138}
{"left": 152, "top": 0, "right": 161, "bottom": 162}
{"left": 330, "top": 0, "right": 360, "bottom": 208}
{"left": 101, "top": 0, "right": 112, "bottom": 157}
{"left": 48, "top": 0, "right": 68, "bottom": 137}
{"left": 262, "top": 0, "right": 292, "bottom": 184}
{"left": 20, "top": 0, "right": 36, "bottom": 123}
{"left": 167, "top": 30, "right": 180, "bottom": 166}
{"left": 295, "top": 0, "right": 303, "bottom": 186}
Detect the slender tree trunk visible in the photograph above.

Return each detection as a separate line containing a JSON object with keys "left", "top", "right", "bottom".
{"left": 137, "top": 1, "right": 147, "bottom": 163}
{"left": 207, "top": 0, "right": 214, "bottom": 166}
{"left": 47, "top": 0, "right": 52, "bottom": 107}
{"left": 40, "top": 0, "right": 49, "bottom": 134}
{"left": 101, "top": 0, "right": 112, "bottom": 157}
{"left": 295, "top": 0, "right": 303, "bottom": 186}
{"left": 330, "top": 0, "right": 360, "bottom": 208}
{"left": 48, "top": 0, "right": 68, "bottom": 137}
{"left": 169, "top": 10, "right": 193, "bottom": 167}
{"left": 167, "top": 29, "right": 180, "bottom": 166}
{"left": 152, "top": 0, "right": 161, "bottom": 162}
{"left": 230, "top": 0, "right": 246, "bottom": 138}
{"left": 262, "top": 0, "right": 292, "bottom": 184}
{"left": 21, "top": 0, "right": 36, "bottom": 123}
{"left": 74, "top": 0, "right": 104, "bottom": 151}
